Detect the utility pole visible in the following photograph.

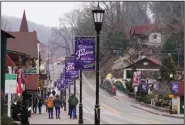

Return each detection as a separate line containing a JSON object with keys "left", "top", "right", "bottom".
{"left": 46, "top": 52, "right": 50, "bottom": 93}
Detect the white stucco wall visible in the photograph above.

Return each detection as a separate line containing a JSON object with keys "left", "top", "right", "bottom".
{"left": 177, "top": 97, "right": 180, "bottom": 114}
{"left": 149, "top": 33, "right": 162, "bottom": 44}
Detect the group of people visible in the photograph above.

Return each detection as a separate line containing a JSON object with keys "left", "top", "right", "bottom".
{"left": 44, "top": 93, "right": 78, "bottom": 119}
{"left": 32, "top": 95, "right": 43, "bottom": 114}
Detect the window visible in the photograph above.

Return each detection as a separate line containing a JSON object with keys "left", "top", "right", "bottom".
{"left": 153, "top": 34, "right": 157, "bottom": 39}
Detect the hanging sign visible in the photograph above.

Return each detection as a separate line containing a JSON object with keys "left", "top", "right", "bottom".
{"left": 141, "top": 80, "right": 147, "bottom": 92}
{"left": 75, "top": 36, "right": 96, "bottom": 70}
{"left": 65, "top": 56, "right": 79, "bottom": 79}
{"left": 170, "top": 82, "right": 179, "bottom": 93}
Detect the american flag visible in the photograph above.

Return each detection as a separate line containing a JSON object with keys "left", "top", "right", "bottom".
{"left": 16, "top": 68, "right": 23, "bottom": 96}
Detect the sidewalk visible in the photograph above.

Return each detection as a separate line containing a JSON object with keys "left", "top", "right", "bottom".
{"left": 29, "top": 107, "right": 91, "bottom": 124}
{"left": 131, "top": 103, "right": 184, "bottom": 119}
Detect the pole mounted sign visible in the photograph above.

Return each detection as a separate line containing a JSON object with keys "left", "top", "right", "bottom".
{"left": 5, "top": 74, "right": 17, "bottom": 117}
{"left": 75, "top": 36, "right": 96, "bottom": 70}
{"left": 5, "top": 74, "right": 17, "bottom": 93}
{"left": 65, "top": 56, "right": 79, "bottom": 80}
{"left": 170, "top": 82, "right": 179, "bottom": 94}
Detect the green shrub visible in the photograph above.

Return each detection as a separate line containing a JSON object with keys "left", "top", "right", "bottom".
{"left": 143, "top": 94, "right": 155, "bottom": 104}
{"left": 155, "top": 101, "right": 162, "bottom": 106}
{"left": 1, "top": 113, "right": 16, "bottom": 125}
{"left": 136, "top": 96, "right": 144, "bottom": 101}
{"left": 161, "top": 102, "right": 169, "bottom": 107}
{"left": 125, "top": 81, "right": 134, "bottom": 92}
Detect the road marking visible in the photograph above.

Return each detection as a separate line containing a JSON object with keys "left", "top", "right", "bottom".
{"left": 128, "top": 115, "right": 161, "bottom": 124}
{"left": 101, "top": 103, "right": 120, "bottom": 115}
{"left": 100, "top": 103, "right": 161, "bottom": 124}
{"left": 83, "top": 107, "right": 88, "bottom": 113}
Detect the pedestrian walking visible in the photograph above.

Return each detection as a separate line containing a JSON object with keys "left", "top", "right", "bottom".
{"left": 68, "top": 93, "right": 78, "bottom": 119}
{"left": 54, "top": 94, "right": 63, "bottom": 119}
{"left": 47, "top": 94, "right": 54, "bottom": 119}
{"left": 32, "top": 95, "right": 38, "bottom": 114}
{"left": 62, "top": 98, "right": 66, "bottom": 111}
{"left": 45, "top": 96, "right": 48, "bottom": 112}
{"left": 38, "top": 96, "right": 43, "bottom": 114}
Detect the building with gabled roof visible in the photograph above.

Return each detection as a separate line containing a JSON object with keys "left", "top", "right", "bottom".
{"left": 6, "top": 10, "right": 40, "bottom": 91}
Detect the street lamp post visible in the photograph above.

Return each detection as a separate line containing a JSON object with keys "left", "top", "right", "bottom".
{"left": 74, "top": 80, "right": 76, "bottom": 96}
{"left": 68, "top": 84, "right": 71, "bottom": 115}
{"left": 169, "top": 73, "right": 174, "bottom": 115}
{"left": 71, "top": 54, "right": 76, "bottom": 96}
{"left": 78, "top": 70, "right": 83, "bottom": 124}
{"left": 92, "top": 3, "right": 105, "bottom": 125}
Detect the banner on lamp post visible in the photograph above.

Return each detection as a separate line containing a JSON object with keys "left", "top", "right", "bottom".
{"left": 153, "top": 80, "right": 159, "bottom": 91}
{"left": 170, "top": 82, "right": 179, "bottom": 93}
{"left": 75, "top": 36, "right": 96, "bottom": 70}
{"left": 62, "top": 69, "right": 73, "bottom": 86}
{"left": 141, "top": 80, "right": 147, "bottom": 92}
{"left": 65, "top": 56, "right": 79, "bottom": 80}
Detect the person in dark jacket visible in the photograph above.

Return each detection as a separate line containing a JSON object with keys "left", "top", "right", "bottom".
{"left": 38, "top": 96, "right": 43, "bottom": 114}
{"left": 21, "top": 90, "right": 32, "bottom": 125}
{"left": 32, "top": 95, "right": 38, "bottom": 114}
{"left": 68, "top": 93, "right": 78, "bottom": 119}
{"left": 54, "top": 94, "right": 63, "bottom": 119}
{"left": 62, "top": 98, "right": 66, "bottom": 111}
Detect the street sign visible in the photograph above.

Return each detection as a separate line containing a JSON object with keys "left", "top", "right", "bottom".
{"left": 168, "top": 94, "right": 174, "bottom": 98}
{"left": 5, "top": 74, "right": 17, "bottom": 117}
{"left": 24, "top": 67, "right": 37, "bottom": 74}
{"left": 5, "top": 74, "right": 17, "bottom": 93}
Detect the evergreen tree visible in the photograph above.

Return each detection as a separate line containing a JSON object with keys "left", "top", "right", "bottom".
{"left": 160, "top": 54, "right": 177, "bottom": 81}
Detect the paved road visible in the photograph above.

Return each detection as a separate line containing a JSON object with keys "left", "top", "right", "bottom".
{"left": 70, "top": 73, "right": 184, "bottom": 124}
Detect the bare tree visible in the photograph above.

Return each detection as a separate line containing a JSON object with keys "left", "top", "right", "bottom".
{"left": 149, "top": 2, "right": 184, "bottom": 25}
{"left": 49, "top": 8, "right": 85, "bottom": 57}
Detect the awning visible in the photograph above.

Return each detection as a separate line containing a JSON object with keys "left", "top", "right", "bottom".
{"left": 6, "top": 54, "right": 15, "bottom": 67}
{"left": 25, "top": 74, "right": 39, "bottom": 91}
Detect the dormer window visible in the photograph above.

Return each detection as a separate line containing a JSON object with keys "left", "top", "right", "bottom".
{"left": 153, "top": 34, "right": 157, "bottom": 39}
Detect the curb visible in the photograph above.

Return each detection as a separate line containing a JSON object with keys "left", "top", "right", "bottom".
{"left": 131, "top": 104, "right": 184, "bottom": 119}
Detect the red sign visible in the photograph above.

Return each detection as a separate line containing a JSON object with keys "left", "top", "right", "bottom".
{"left": 133, "top": 71, "right": 141, "bottom": 87}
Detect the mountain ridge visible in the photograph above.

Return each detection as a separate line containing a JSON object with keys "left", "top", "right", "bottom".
{"left": 2, "top": 15, "right": 52, "bottom": 45}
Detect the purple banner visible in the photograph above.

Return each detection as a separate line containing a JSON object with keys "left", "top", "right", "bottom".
{"left": 59, "top": 84, "right": 65, "bottom": 90}
{"left": 153, "top": 81, "right": 159, "bottom": 91}
{"left": 170, "top": 82, "right": 179, "bottom": 93}
{"left": 141, "top": 80, "right": 147, "bottom": 92}
{"left": 62, "top": 68, "right": 73, "bottom": 86}
{"left": 65, "top": 56, "right": 79, "bottom": 79}
{"left": 64, "top": 79, "right": 73, "bottom": 85}
{"left": 75, "top": 37, "right": 95, "bottom": 70}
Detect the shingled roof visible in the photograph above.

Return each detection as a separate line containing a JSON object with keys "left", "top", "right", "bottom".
{"left": 6, "top": 11, "right": 39, "bottom": 58}
{"left": 129, "top": 23, "right": 182, "bottom": 36}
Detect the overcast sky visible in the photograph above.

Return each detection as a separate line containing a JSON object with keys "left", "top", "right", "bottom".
{"left": 2, "top": 2, "right": 84, "bottom": 27}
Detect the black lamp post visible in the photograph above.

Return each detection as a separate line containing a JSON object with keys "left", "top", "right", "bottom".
{"left": 92, "top": 3, "right": 105, "bottom": 125}
{"left": 78, "top": 70, "right": 83, "bottom": 124}
{"left": 71, "top": 54, "right": 76, "bottom": 96}
{"left": 169, "top": 73, "right": 174, "bottom": 115}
